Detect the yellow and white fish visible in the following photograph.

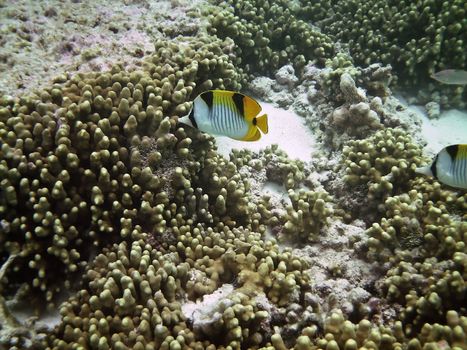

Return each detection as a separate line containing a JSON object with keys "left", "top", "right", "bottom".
{"left": 415, "top": 144, "right": 467, "bottom": 189}
{"left": 178, "top": 90, "right": 268, "bottom": 141}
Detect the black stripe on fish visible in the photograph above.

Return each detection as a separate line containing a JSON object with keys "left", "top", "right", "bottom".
{"left": 445, "top": 144, "right": 458, "bottom": 160}
{"left": 431, "top": 154, "right": 438, "bottom": 178}
{"left": 252, "top": 117, "right": 257, "bottom": 126}
{"left": 201, "top": 91, "right": 214, "bottom": 108}
{"left": 188, "top": 107, "right": 198, "bottom": 129}
{"left": 232, "top": 93, "right": 244, "bottom": 117}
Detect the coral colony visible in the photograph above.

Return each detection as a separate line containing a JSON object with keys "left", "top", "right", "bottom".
{"left": 0, "top": 0, "right": 466, "bottom": 349}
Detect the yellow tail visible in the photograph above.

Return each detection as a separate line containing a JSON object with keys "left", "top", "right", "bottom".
{"left": 256, "top": 114, "right": 268, "bottom": 134}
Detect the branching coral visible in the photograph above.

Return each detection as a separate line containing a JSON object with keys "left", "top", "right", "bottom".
{"left": 341, "top": 128, "right": 424, "bottom": 214}
{"left": 206, "top": 0, "right": 335, "bottom": 76}
{"left": 1, "top": 1, "right": 466, "bottom": 349}
{"left": 0, "top": 33, "right": 244, "bottom": 309}
{"left": 297, "top": 0, "right": 466, "bottom": 107}
{"left": 366, "top": 177, "right": 466, "bottom": 334}
{"left": 49, "top": 222, "right": 310, "bottom": 349}
{"left": 281, "top": 189, "right": 334, "bottom": 243}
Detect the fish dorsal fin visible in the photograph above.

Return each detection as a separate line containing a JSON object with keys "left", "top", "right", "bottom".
{"left": 255, "top": 114, "right": 268, "bottom": 134}
{"left": 445, "top": 144, "right": 467, "bottom": 161}
{"left": 243, "top": 94, "right": 262, "bottom": 121}
{"left": 208, "top": 89, "right": 237, "bottom": 112}
{"left": 210, "top": 89, "right": 234, "bottom": 97}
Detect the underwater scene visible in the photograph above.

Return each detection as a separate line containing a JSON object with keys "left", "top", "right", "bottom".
{"left": 0, "top": 0, "right": 466, "bottom": 349}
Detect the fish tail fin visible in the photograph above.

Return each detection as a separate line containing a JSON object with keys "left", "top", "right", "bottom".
{"left": 255, "top": 114, "right": 268, "bottom": 134}
{"left": 415, "top": 165, "right": 433, "bottom": 177}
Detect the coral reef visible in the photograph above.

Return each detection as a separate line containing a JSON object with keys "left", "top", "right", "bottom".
{"left": 0, "top": 0, "right": 465, "bottom": 349}
{"left": 249, "top": 57, "right": 422, "bottom": 152}
{"left": 49, "top": 225, "right": 311, "bottom": 349}
{"left": 298, "top": 0, "right": 467, "bottom": 107}
{"left": 206, "top": 0, "right": 335, "bottom": 75}
{"left": 367, "top": 177, "right": 466, "bottom": 334}
{"left": 306, "top": 310, "right": 467, "bottom": 350}
{"left": 0, "top": 32, "right": 242, "bottom": 310}
{"left": 281, "top": 189, "right": 334, "bottom": 243}
{"left": 207, "top": 0, "right": 466, "bottom": 108}
{"left": 342, "top": 129, "right": 424, "bottom": 202}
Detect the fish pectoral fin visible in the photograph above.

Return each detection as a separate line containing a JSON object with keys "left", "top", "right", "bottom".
{"left": 255, "top": 114, "right": 268, "bottom": 134}
{"left": 240, "top": 128, "right": 261, "bottom": 141}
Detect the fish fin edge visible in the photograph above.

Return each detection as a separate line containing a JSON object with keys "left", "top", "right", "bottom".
{"left": 240, "top": 129, "right": 261, "bottom": 141}
{"left": 256, "top": 114, "right": 268, "bottom": 134}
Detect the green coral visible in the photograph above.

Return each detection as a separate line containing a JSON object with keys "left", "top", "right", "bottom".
{"left": 367, "top": 177, "right": 466, "bottom": 334}
{"left": 0, "top": 34, "right": 243, "bottom": 307}
{"left": 282, "top": 189, "right": 334, "bottom": 243}
{"left": 342, "top": 128, "right": 424, "bottom": 211}
{"left": 1, "top": 2, "right": 466, "bottom": 349}
{"left": 339, "top": 129, "right": 465, "bottom": 338}
{"left": 206, "top": 0, "right": 335, "bottom": 75}
{"left": 206, "top": 0, "right": 466, "bottom": 107}
{"left": 0, "top": 29, "right": 316, "bottom": 349}
{"left": 302, "top": 310, "right": 467, "bottom": 350}
{"left": 49, "top": 225, "right": 310, "bottom": 349}
{"left": 298, "top": 0, "right": 466, "bottom": 107}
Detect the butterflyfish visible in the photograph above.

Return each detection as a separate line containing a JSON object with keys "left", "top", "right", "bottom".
{"left": 430, "top": 69, "right": 467, "bottom": 85}
{"left": 415, "top": 144, "right": 467, "bottom": 189}
{"left": 177, "top": 90, "right": 268, "bottom": 141}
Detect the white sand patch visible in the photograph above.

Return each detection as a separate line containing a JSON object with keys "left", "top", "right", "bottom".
{"left": 181, "top": 284, "right": 234, "bottom": 334}
{"left": 215, "top": 102, "right": 317, "bottom": 162}
{"left": 262, "top": 181, "right": 286, "bottom": 197}
{"left": 408, "top": 106, "right": 467, "bottom": 156}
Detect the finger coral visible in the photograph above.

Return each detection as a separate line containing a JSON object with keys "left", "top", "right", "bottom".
{"left": 207, "top": 0, "right": 335, "bottom": 76}
{"left": 49, "top": 224, "right": 311, "bottom": 349}
{"left": 0, "top": 33, "right": 244, "bottom": 308}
